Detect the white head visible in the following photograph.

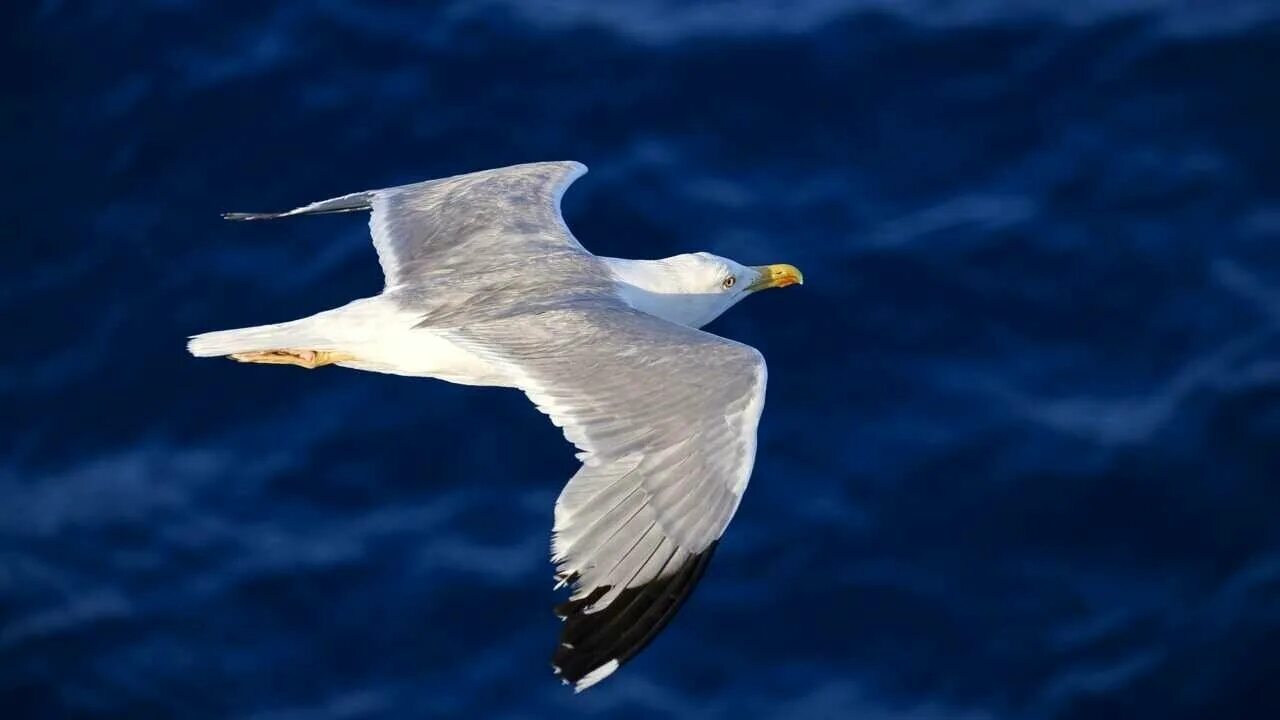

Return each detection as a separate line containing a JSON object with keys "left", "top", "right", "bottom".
{"left": 603, "top": 252, "right": 804, "bottom": 328}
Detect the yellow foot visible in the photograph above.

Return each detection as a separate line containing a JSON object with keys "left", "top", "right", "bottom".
{"left": 228, "top": 349, "right": 355, "bottom": 369}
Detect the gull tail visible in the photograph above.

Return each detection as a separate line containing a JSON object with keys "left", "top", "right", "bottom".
{"left": 187, "top": 317, "right": 330, "bottom": 358}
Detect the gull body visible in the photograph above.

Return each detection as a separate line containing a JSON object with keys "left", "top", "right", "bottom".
{"left": 186, "top": 162, "right": 802, "bottom": 691}
{"left": 189, "top": 252, "right": 796, "bottom": 386}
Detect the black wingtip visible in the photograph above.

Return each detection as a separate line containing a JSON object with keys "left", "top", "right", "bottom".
{"left": 551, "top": 542, "right": 719, "bottom": 690}
{"left": 222, "top": 211, "right": 281, "bottom": 221}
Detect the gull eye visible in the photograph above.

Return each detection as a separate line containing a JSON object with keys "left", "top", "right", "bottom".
{"left": 722, "top": 275, "right": 737, "bottom": 289}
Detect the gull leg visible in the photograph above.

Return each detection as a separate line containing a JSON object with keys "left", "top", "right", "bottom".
{"left": 229, "top": 349, "right": 354, "bottom": 369}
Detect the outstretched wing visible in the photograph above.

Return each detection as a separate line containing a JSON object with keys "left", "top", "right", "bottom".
{"left": 224, "top": 160, "right": 615, "bottom": 326}
{"left": 450, "top": 307, "right": 768, "bottom": 691}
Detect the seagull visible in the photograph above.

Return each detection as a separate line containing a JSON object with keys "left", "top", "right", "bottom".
{"left": 187, "top": 161, "right": 802, "bottom": 691}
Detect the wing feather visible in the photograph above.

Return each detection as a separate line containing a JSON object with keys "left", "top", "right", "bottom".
{"left": 223, "top": 161, "right": 615, "bottom": 326}
{"left": 449, "top": 308, "right": 766, "bottom": 689}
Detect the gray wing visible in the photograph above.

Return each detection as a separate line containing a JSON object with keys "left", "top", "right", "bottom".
{"left": 224, "top": 160, "right": 616, "bottom": 326}
{"left": 449, "top": 307, "right": 767, "bottom": 690}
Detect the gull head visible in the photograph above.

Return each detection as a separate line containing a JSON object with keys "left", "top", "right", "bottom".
{"left": 604, "top": 252, "right": 803, "bottom": 329}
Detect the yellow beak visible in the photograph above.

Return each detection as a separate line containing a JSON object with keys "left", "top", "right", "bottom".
{"left": 747, "top": 263, "right": 804, "bottom": 292}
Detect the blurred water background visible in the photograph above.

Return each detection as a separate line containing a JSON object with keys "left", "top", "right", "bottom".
{"left": 5, "top": 1, "right": 1280, "bottom": 717}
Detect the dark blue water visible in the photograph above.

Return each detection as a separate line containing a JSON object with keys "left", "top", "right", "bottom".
{"left": 6, "top": 1, "right": 1280, "bottom": 717}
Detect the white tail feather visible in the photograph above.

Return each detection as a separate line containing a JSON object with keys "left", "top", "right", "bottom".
{"left": 187, "top": 318, "right": 328, "bottom": 357}
{"left": 185, "top": 297, "right": 486, "bottom": 382}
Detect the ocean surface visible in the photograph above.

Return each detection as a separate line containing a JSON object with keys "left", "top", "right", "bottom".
{"left": 5, "top": 1, "right": 1280, "bottom": 717}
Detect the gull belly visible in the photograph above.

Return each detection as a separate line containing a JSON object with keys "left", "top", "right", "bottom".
{"left": 322, "top": 298, "right": 512, "bottom": 387}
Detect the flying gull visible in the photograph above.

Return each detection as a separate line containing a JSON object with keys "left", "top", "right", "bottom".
{"left": 187, "top": 161, "right": 803, "bottom": 691}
